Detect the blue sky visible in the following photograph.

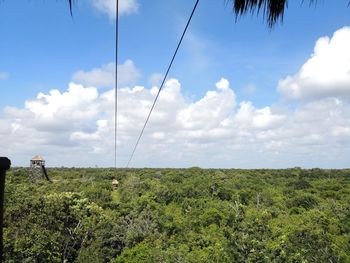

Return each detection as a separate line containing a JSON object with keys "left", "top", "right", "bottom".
{"left": 1, "top": 0, "right": 350, "bottom": 168}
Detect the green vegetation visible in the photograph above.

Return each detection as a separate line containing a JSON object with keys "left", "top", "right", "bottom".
{"left": 3, "top": 167, "right": 350, "bottom": 262}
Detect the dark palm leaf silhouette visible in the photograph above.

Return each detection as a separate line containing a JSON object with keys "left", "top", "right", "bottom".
{"left": 65, "top": 0, "right": 349, "bottom": 27}
{"left": 68, "top": 0, "right": 73, "bottom": 16}
{"left": 65, "top": 0, "right": 347, "bottom": 27}
{"left": 230, "top": 0, "right": 349, "bottom": 27}
{"left": 231, "top": 0, "right": 289, "bottom": 27}
{"left": 228, "top": 0, "right": 317, "bottom": 27}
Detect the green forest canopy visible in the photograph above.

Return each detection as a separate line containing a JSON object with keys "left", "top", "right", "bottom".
{"left": 4, "top": 167, "right": 350, "bottom": 262}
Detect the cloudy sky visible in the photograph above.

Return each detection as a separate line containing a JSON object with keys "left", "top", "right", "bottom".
{"left": 1, "top": 0, "right": 350, "bottom": 168}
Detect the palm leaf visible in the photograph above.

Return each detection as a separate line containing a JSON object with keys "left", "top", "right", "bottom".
{"left": 68, "top": 0, "right": 73, "bottom": 16}
{"left": 231, "top": 0, "right": 287, "bottom": 27}
{"left": 67, "top": 0, "right": 349, "bottom": 27}
{"left": 230, "top": 0, "right": 348, "bottom": 27}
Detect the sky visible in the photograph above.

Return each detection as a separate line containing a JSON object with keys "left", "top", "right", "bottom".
{"left": 1, "top": 0, "right": 350, "bottom": 168}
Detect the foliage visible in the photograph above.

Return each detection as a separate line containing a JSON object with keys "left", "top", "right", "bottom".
{"left": 3, "top": 167, "right": 350, "bottom": 262}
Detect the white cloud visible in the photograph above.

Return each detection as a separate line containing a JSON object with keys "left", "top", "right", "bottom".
{"left": 3, "top": 27, "right": 350, "bottom": 168}
{"left": 0, "top": 72, "right": 9, "bottom": 80}
{"left": 177, "top": 78, "right": 235, "bottom": 130}
{"left": 72, "top": 60, "right": 141, "bottom": 88}
{"left": 234, "top": 102, "right": 285, "bottom": 130}
{"left": 91, "top": 0, "right": 139, "bottom": 19}
{"left": 149, "top": 73, "right": 164, "bottom": 87}
{"left": 278, "top": 27, "right": 350, "bottom": 100}
{"left": 1, "top": 76, "right": 350, "bottom": 168}
{"left": 242, "top": 84, "right": 256, "bottom": 95}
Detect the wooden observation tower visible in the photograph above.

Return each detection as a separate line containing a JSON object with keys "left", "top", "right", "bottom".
{"left": 30, "top": 155, "right": 50, "bottom": 181}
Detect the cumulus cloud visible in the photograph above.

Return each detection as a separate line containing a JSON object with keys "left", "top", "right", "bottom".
{"left": 278, "top": 27, "right": 350, "bottom": 100}
{"left": 1, "top": 75, "right": 350, "bottom": 168}
{"left": 2, "top": 27, "right": 350, "bottom": 168}
{"left": 72, "top": 60, "right": 141, "bottom": 89}
{"left": 0, "top": 72, "right": 9, "bottom": 80}
{"left": 177, "top": 79, "right": 235, "bottom": 130}
{"left": 242, "top": 84, "right": 256, "bottom": 95}
{"left": 234, "top": 102, "right": 285, "bottom": 130}
{"left": 149, "top": 73, "right": 164, "bottom": 87}
{"left": 91, "top": 0, "right": 139, "bottom": 19}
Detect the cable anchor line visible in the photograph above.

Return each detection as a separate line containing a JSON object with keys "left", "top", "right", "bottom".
{"left": 115, "top": 0, "right": 119, "bottom": 168}
{"left": 126, "top": 0, "right": 200, "bottom": 167}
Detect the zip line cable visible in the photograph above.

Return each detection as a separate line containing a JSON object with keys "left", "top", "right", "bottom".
{"left": 126, "top": 0, "right": 200, "bottom": 168}
{"left": 114, "top": 0, "right": 119, "bottom": 168}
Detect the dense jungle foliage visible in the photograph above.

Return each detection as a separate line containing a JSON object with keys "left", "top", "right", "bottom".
{"left": 3, "top": 167, "right": 350, "bottom": 262}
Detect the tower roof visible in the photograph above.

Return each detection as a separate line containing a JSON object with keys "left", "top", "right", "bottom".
{"left": 31, "top": 155, "right": 45, "bottom": 161}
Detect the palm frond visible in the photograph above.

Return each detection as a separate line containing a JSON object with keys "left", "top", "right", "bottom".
{"left": 231, "top": 0, "right": 288, "bottom": 27}
{"left": 68, "top": 0, "right": 73, "bottom": 16}
{"left": 63, "top": 0, "right": 349, "bottom": 24}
